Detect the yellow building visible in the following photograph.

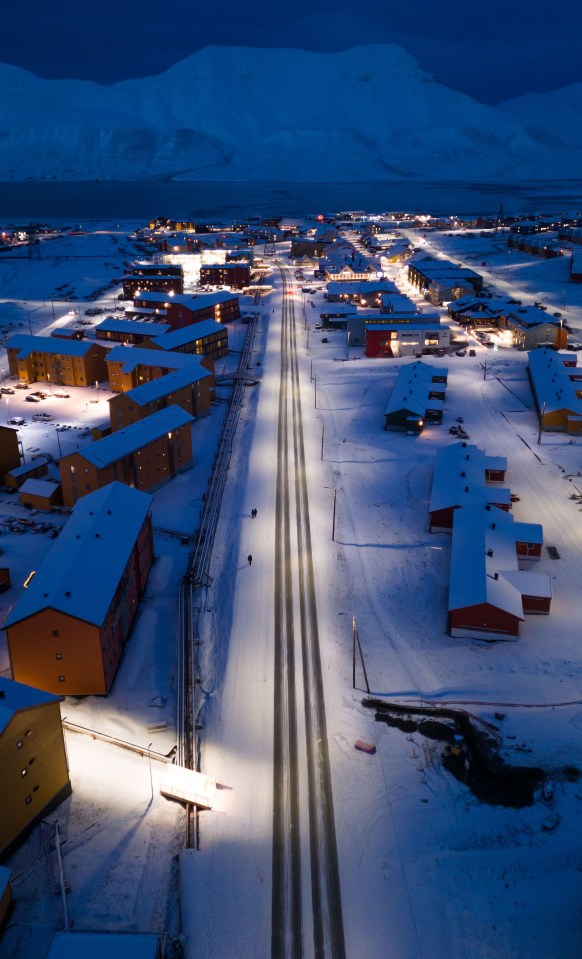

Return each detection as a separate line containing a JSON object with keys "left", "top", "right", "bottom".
{"left": 0, "top": 677, "right": 71, "bottom": 859}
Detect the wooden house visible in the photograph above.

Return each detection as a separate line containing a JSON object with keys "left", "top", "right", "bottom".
{"left": 0, "top": 676, "right": 71, "bottom": 858}
{"left": 108, "top": 358, "right": 213, "bottom": 431}
{"left": 5, "top": 335, "right": 108, "bottom": 388}
{"left": 19, "top": 478, "right": 62, "bottom": 512}
{"left": 58, "top": 405, "right": 194, "bottom": 507}
{"left": 0, "top": 425, "right": 21, "bottom": 480}
{"left": 448, "top": 505, "right": 549, "bottom": 641}
{"left": 5, "top": 483, "right": 154, "bottom": 696}
{"left": 384, "top": 361, "right": 448, "bottom": 431}
{"left": 429, "top": 443, "right": 510, "bottom": 532}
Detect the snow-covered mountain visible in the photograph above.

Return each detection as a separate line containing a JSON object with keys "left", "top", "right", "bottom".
{"left": 0, "top": 44, "right": 579, "bottom": 182}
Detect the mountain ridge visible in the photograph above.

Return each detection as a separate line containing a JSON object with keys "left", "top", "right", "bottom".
{"left": 0, "top": 45, "right": 579, "bottom": 182}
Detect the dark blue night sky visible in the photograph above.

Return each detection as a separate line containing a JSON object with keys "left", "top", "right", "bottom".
{"left": 3, "top": 0, "right": 581, "bottom": 105}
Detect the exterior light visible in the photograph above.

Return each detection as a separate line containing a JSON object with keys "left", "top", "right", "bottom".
{"left": 23, "top": 571, "right": 36, "bottom": 588}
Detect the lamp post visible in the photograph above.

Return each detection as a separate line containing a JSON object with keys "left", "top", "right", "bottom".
{"left": 148, "top": 743, "right": 153, "bottom": 802}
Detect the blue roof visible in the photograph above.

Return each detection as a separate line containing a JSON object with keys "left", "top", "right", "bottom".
{"left": 6, "top": 334, "right": 103, "bottom": 359}
{"left": 151, "top": 319, "right": 226, "bottom": 350}
{"left": 95, "top": 318, "right": 171, "bottom": 337}
{"left": 106, "top": 345, "right": 202, "bottom": 373}
{"left": 78, "top": 405, "right": 194, "bottom": 467}
{"left": 47, "top": 932, "right": 160, "bottom": 959}
{"left": 5, "top": 483, "right": 153, "bottom": 629}
{"left": 0, "top": 676, "right": 62, "bottom": 734}
{"left": 122, "top": 361, "right": 212, "bottom": 407}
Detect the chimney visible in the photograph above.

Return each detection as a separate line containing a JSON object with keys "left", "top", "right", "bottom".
{"left": 494, "top": 572, "right": 499, "bottom": 580}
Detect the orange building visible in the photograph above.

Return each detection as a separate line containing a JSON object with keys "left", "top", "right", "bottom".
{"left": 5, "top": 335, "right": 108, "bottom": 388}
{"left": 58, "top": 405, "right": 194, "bottom": 507}
{"left": 19, "top": 478, "right": 63, "bottom": 511}
{"left": 105, "top": 344, "right": 205, "bottom": 394}
{"left": 143, "top": 319, "right": 228, "bottom": 362}
{"left": 0, "top": 676, "right": 71, "bottom": 859}
{"left": 5, "top": 483, "right": 154, "bottom": 696}
{"left": 4, "top": 457, "right": 50, "bottom": 490}
{"left": 0, "top": 425, "right": 21, "bottom": 480}
{"left": 108, "top": 358, "right": 213, "bottom": 432}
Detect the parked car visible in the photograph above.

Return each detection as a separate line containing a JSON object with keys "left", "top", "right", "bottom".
{"left": 469, "top": 349, "right": 476, "bottom": 356}
{"left": 25, "top": 395, "right": 41, "bottom": 402}
{"left": 1, "top": 387, "right": 15, "bottom": 394}
{"left": 54, "top": 391, "right": 70, "bottom": 398}
{"left": 14, "top": 382, "right": 28, "bottom": 390}
{"left": 7, "top": 416, "right": 25, "bottom": 425}
{"left": 455, "top": 350, "right": 466, "bottom": 357}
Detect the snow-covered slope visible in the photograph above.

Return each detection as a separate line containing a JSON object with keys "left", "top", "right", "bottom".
{"left": 0, "top": 45, "right": 579, "bottom": 182}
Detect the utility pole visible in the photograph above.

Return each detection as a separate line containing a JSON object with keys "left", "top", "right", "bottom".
{"left": 352, "top": 616, "right": 370, "bottom": 693}
{"left": 321, "top": 422, "right": 324, "bottom": 461}
{"left": 537, "top": 401, "right": 546, "bottom": 445}
{"left": 332, "top": 488, "right": 337, "bottom": 540}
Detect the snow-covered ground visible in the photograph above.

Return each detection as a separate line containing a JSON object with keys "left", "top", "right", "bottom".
{"left": 2, "top": 221, "right": 582, "bottom": 958}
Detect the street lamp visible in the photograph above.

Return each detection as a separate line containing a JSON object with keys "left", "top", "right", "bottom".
{"left": 148, "top": 743, "right": 153, "bottom": 802}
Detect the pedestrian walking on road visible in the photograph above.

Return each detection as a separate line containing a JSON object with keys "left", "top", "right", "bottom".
{"left": 247, "top": 554, "right": 253, "bottom": 566}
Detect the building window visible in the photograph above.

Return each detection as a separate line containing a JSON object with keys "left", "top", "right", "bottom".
{"left": 56, "top": 652, "right": 63, "bottom": 660}
{"left": 25, "top": 794, "right": 33, "bottom": 806}
{"left": 16, "top": 739, "right": 23, "bottom": 749}
{"left": 58, "top": 675, "right": 65, "bottom": 683}
{"left": 52, "top": 629, "right": 60, "bottom": 637}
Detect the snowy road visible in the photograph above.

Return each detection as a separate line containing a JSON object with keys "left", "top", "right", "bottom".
{"left": 272, "top": 267, "right": 345, "bottom": 958}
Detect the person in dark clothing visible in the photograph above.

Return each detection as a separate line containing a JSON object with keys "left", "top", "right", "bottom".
{"left": 247, "top": 554, "right": 253, "bottom": 566}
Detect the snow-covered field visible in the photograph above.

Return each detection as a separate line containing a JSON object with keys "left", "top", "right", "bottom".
{"left": 2, "top": 221, "right": 582, "bottom": 958}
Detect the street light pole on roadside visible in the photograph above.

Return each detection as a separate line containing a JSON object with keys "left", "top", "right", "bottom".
{"left": 148, "top": 743, "right": 153, "bottom": 802}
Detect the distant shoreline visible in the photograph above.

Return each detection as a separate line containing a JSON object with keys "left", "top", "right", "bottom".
{"left": 1, "top": 179, "right": 581, "bottom": 221}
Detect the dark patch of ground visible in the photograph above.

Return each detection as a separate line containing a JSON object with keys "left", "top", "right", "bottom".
{"left": 364, "top": 698, "right": 545, "bottom": 807}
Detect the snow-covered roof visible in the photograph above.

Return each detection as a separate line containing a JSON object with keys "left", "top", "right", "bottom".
{"left": 504, "top": 306, "right": 559, "bottom": 328}
{"left": 385, "top": 360, "right": 448, "bottom": 416}
{"left": 75, "top": 406, "right": 194, "bottom": 468}
{"left": 6, "top": 334, "right": 101, "bottom": 359}
{"left": 430, "top": 443, "right": 510, "bottom": 514}
{"left": 151, "top": 319, "right": 227, "bottom": 350}
{"left": 448, "top": 505, "right": 541, "bottom": 618}
{"left": 19, "top": 478, "right": 59, "bottom": 497}
{"left": 380, "top": 293, "right": 418, "bottom": 313}
{"left": 47, "top": 932, "right": 160, "bottom": 959}
{"left": 326, "top": 280, "right": 395, "bottom": 295}
{"left": 120, "top": 361, "right": 212, "bottom": 407}
{"left": 95, "top": 318, "right": 171, "bottom": 337}
{"left": 528, "top": 347, "right": 582, "bottom": 415}
{"left": 137, "top": 291, "right": 237, "bottom": 308}
{"left": 0, "top": 676, "right": 62, "bottom": 734}
{"left": 106, "top": 345, "right": 201, "bottom": 373}
{"left": 7, "top": 458, "right": 49, "bottom": 478}
{"left": 5, "top": 482, "right": 153, "bottom": 629}
{"left": 367, "top": 323, "right": 443, "bottom": 333}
